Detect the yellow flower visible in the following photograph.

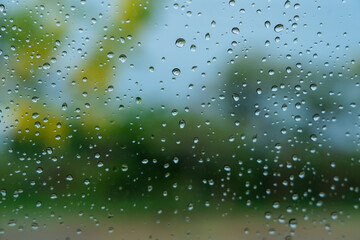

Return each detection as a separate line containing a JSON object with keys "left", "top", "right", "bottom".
{"left": 13, "top": 100, "right": 68, "bottom": 147}
{"left": 72, "top": 0, "right": 152, "bottom": 91}
{"left": 5, "top": 12, "right": 65, "bottom": 79}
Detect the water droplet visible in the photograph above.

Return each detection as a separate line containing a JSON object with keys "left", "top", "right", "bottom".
{"left": 8, "top": 220, "right": 16, "bottom": 227}
{"left": 265, "top": 212, "right": 272, "bottom": 219}
{"left": 232, "top": 27, "right": 240, "bottom": 34}
{"left": 268, "top": 228, "right": 276, "bottom": 235}
{"left": 31, "top": 223, "right": 39, "bottom": 230}
{"left": 118, "top": 54, "right": 127, "bottom": 63}
{"left": 43, "top": 62, "right": 51, "bottom": 70}
{"left": 282, "top": 104, "right": 288, "bottom": 111}
{"left": 171, "top": 109, "right": 178, "bottom": 116}
{"left": 31, "top": 96, "right": 39, "bottom": 104}
{"left": 173, "top": 156, "right": 180, "bottom": 164}
{"left": 310, "top": 134, "right": 317, "bottom": 141}
{"left": 272, "top": 201, "right": 280, "bottom": 209}
{"left": 224, "top": 165, "right": 231, "bottom": 172}
{"left": 284, "top": 0, "right": 291, "bottom": 8}
{"left": 188, "top": 203, "right": 194, "bottom": 211}
{"left": 121, "top": 164, "right": 128, "bottom": 172}
{"left": 232, "top": 93, "right": 240, "bottom": 101}
{"left": 274, "top": 24, "right": 284, "bottom": 33}
{"left": 179, "top": 119, "right": 186, "bottom": 128}
{"left": 46, "top": 147, "right": 53, "bottom": 154}
{"left": 32, "top": 112, "right": 40, "bottom": 119}
{"left": 294, "top": 115, "right": 302, "bottom": 122}
{"left": 205, "top": 33, "right": 210, "bottom": 40}
{"left": 107, "top": 52, "right": 114, "bottom": 58}
{"left": 175, "top": 38, "right": 186, "bottom": 48}
{"left": 66, "top": 175, "right": 73, "bottom": 181}
{"left": 172, "top": 68, "right": 181, "bottom": 76}
{"left": 62, "top": 103, "right": 68, "bottom": 110}
{"left": 310, "top": 83, "right": 317, "bottom": 91}
{"left": 265, "top": 21, "right": 271, "bottom": 28}
{"left": 34, "top": 121, "right": 41, "bottom": 128}
{"left": 289, "top": 218, "right": 297, "bottom": 229}
{"left": 0, "top": 4, "right": 5, "bottom": 12}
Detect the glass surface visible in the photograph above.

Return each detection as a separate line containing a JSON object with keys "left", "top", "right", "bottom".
{"left": 0, "top": 0, "right": 359, "bottom": 239}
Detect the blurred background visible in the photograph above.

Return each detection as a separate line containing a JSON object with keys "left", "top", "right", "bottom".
{"left": 0, "top": 0, "right": 360, "bottom": 239}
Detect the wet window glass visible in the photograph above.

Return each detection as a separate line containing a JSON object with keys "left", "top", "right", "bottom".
{"left": 0, "top": 0, "right": 359, "bottom": 239}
